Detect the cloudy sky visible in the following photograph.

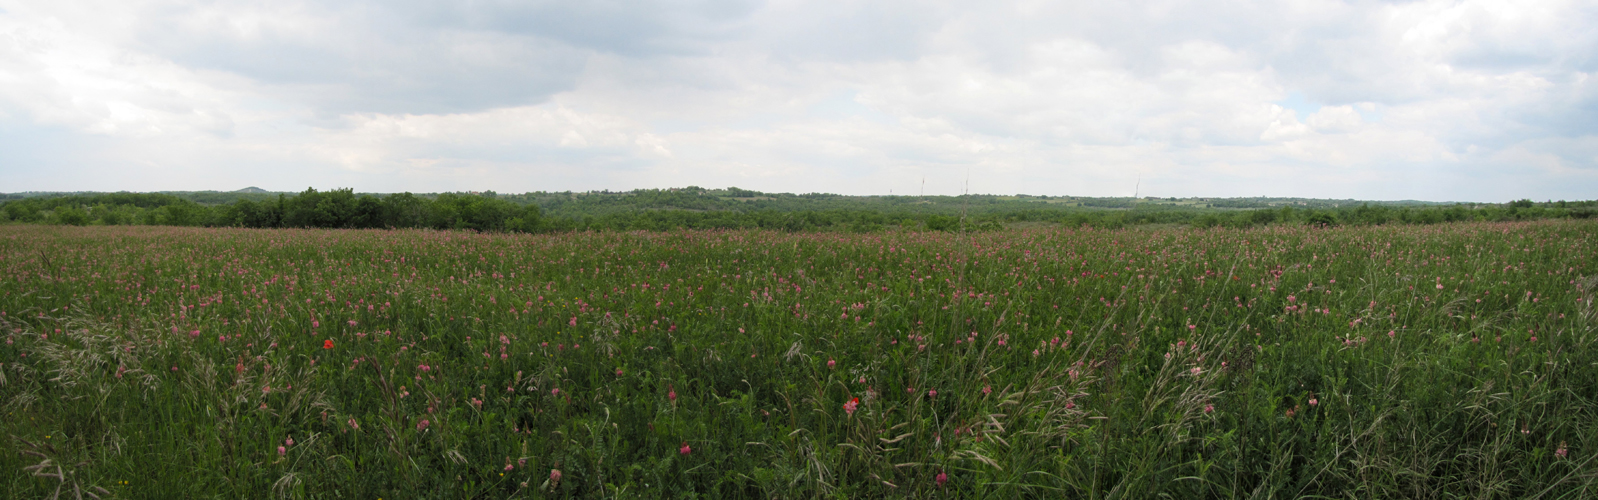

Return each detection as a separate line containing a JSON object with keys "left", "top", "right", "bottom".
{"left": 2, "top": 0, "right": 1595, "bottom": 201}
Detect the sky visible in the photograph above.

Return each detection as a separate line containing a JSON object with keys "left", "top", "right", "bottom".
{"left": 1, "top": 1, "right": 1595, "bottom": 201}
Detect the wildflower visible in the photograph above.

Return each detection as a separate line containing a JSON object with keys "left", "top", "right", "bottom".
{"left": 936, "top": 471, "right": 948, "bottom": 487}
{"left": 324, "top": 339, "right": 334, "bottom": 349}
{"left": 928, "top": 389, "right": 938, "bottom": 398}
{"left": 1556, "top": 442, "right": 1568, "bottom": 459}
{"left": 679, "top": 442, "right": 691, "bottom": 455}
{"left": 827, "top": 359, "right": 836, "bottom": 369}
{"left": 285, "top": 436, "right": 294, "bottom": 447}
{"left": 844, "top": 397, "right": 859, "bottom": 416}
{"left": 616, "top": 368, "right": 624, "bottom": 377}
{"left": 668, "top": 385, "right": 676, "bottom": 402}
{"left": 348, "top": 418, "right": 359, "bottom": 430}
{"left": 550, "top": 469, "right": 562, "bottom": 485}
{"left": 1204, "top": 404, "right": 1214, "bottom": 414}
{"left": 277, "top": 446, "right": 286, "bottom": 457}
{"left": 1308, "top": 398, "right": 1318, "bottom": 407}
{"left": 551, "top": 388, "right": 560, "bottom": 396}
{"left": 416, "top": 419, "right": 430, "bottom": 431}
{"left": 982, "top": 385, "right": 992, "bottom": 395}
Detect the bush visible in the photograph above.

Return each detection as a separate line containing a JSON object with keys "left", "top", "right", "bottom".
{"left": 1306, "top": 211, "right": 1337, "bottom": 227}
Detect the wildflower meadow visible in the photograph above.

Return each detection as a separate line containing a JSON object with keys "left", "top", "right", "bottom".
{"left": 1, "top": 220, "right": 1595, "bottom": 498}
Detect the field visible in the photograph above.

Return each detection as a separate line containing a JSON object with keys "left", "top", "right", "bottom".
{"left": 1, "top": 221, "right": 1595, "bottom": 498}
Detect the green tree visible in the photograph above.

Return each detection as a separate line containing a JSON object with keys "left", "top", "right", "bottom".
{"left": 51, "top": 205, "right": 91, "bottom": 226}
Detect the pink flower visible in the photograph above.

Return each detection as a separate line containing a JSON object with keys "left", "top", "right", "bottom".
{"left": 668, "top": 386, "right": 677, "bottom": 402}
{"left": 416, "top": 419, "right": 430, "bottom": 431}
{"left": 550, "top": 469, "right": 562, "bottom": 484}
{"left": 277, "top": 446, "right": 286, "bottom": 457}
{"left": 551, "top": 388, "right": 560, "bottom": 396}
{"left": 927, "top": 389, "right": 937, "bottom": 398}
{"left": 679, "top": 442, "right": 691, "bottom": 455}
{"left": 505, "top": 463, "right": 514, "bottom": 471}
{"left": 348, "top": 418, "right": 359, "bottom": 430}
{"left": 1308, "top": 398, "right": 1318, "bottom": 407}
{"left": 844, "top": 397, "right": 859, "bottom": 416}
{"left": 982, "top": 385, "right": 992, "bottom": 395}
{"left": 285, "top": 436, "right": 294, "bottom": 447}
{"left": 1556, "top": 442, "right": 1568, "bottom": 459}
{"left": 827, "top": 359, "right": 836, "bottom": 369}
{"left": 936, "top": 471, "right": 948, "bottom": 487}
{"left": 1204, "top": 404, "right": 1214, "bottom": 414}
{"left": 616, "top": 368, "right": 624, "bottom": 376}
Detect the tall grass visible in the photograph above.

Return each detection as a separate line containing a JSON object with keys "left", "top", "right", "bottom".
{"left": 0, "top": 221, "right": 1594, "bottom": 498}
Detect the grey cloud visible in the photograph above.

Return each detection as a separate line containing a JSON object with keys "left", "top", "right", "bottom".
{"left": 413, "top": 0, "right": 763, "bottom": 56}
{"left": 132, "top": 2, "right": 591, "bottom": 115}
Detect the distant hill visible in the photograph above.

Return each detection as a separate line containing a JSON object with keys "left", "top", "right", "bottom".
{"left": 234, "top": 187, "right": 270, "bottom": 194}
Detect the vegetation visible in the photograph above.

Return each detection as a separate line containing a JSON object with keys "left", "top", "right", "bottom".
{"left": 2, "top": 187, "right": 1594, "bottom": 233}
{"left": 1, "top": 220, "right": 1594, "bottom": 497}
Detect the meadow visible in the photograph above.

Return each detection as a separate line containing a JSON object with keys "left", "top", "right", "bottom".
{"left": 0, "top": 220, "right": 1594, "bottom": 498}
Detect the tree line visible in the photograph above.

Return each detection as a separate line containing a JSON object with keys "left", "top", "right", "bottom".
{"left": 1, "top": 188, "right": 1593, "bottom": 233}
{"left": 0, "top": 189, "right": 542, "bottom": 232}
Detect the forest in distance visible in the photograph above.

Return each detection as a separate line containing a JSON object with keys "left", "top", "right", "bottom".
{"left": 1, "top": 186, "right": 1593, "bottom": 234}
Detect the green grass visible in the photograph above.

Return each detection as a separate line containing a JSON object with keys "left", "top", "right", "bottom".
{"left": 1, "top": 221, "right": 1595, "bottom": 498}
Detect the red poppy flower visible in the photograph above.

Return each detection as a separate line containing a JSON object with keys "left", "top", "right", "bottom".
{"left": 323, "top": 339, "right": 334, "bottom": 349}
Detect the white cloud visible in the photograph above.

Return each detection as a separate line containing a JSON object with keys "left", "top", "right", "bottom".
{"left": 0, "top": 0, "right": 1594, "bottom": 200}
